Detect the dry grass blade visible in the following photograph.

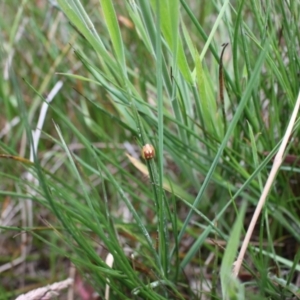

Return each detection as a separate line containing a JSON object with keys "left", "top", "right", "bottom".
{"left": 15, "top": 278, "right": 73, "bottom": 300}
{"left": 233, "top": 90, "right": 300, "bottom": 277}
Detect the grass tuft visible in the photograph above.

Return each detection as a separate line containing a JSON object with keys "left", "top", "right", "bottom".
{"left": 0, "top": 0, "right": 299, "bottom": 299}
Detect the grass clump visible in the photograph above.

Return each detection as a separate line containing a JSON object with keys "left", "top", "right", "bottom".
{"left": 0, "top": 0, "right": 299, "bottom": 299}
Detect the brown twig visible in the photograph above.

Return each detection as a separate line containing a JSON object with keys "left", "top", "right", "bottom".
{"left": 219, "top": 43, "right": 229, "bottom": 133}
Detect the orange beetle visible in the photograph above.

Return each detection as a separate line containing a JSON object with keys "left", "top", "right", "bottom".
{"left": 142, "top": 144, "right": 155, "bottom": 160}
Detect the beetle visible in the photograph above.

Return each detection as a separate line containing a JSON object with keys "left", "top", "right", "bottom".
{"left": 142, "top": 144, "right": 155, "bottom": 160}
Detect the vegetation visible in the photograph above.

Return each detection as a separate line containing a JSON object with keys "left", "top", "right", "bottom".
{"left": 0, "top": 0, "right": 299, "bottom": 299}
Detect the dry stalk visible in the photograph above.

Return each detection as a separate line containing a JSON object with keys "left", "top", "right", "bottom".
{"left": 15, "top": 278, "right": 73, "bottom": 300}
{"left": 233, "top": 90, "right": 300, "bottom": 277}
